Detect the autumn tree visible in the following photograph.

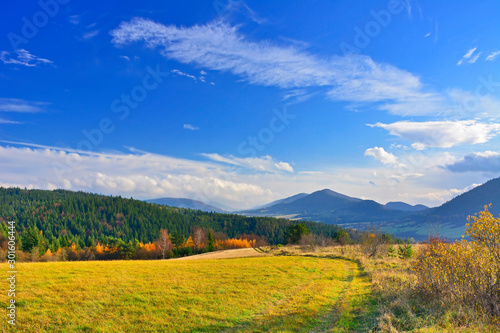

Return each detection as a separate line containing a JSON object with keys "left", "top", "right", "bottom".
{"left": 170, "top": 231, "right": 185, "bottom": 249}
{"left": 192, "top": 227, "right": 207, "bottom": 253}
{"left": 156, "top": 229, "right": 172, "bottom": 259}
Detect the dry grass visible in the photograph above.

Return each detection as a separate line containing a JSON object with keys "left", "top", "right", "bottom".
{"left": 2, "top": 244, "right": 496, "bottom": 332}
{"left": 0, "top": 252, "right": 376, "bottom": 332}
{"left": 171, "top": 247, "right": 269, "bottom": 260}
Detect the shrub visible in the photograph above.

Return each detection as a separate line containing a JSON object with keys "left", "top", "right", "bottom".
{"left": 398, "top": 240, "right": 413, "bottom": 260}
{"left": 387, "top": 245, "right": 397, "bottom": 258}
{"left": 413, "top": 206, "right": 500, "bottom": 317}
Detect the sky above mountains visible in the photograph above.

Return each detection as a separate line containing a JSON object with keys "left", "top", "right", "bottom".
{"left": 0, "top": 0, "right": 499, "bottom": 210}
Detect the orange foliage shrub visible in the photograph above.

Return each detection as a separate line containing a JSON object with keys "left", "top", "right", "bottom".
{"left": 95, "top": 243, "right": 104, "bottom": 254}
{"left": 142, "top": 242, "right": 156, "bottom": 251}
{"left": 215, "top": 238, "right": 256, "bottom": 250}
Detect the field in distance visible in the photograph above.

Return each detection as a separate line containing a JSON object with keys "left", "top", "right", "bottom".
{"left": 0, "top": 250, "right": 375, "bottom": 332}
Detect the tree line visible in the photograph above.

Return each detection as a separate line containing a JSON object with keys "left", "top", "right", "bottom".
{"left": 0, "top": 187, "right": 357, "bottom": 261}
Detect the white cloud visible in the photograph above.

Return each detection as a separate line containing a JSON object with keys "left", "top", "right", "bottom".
{"left": 110, "top": 19, "right": 498, "bottom": 119}
{"left": 274, "top": 161, "right": 294, "bottom": 173}
{"left": 68, "top": 15, "right": 80, "bottom": 25}
{"left": 183, "top": 124, "right": 199, "bottom": 130}
{"left": 0, "top": 142, "right": 493, "bottom": 209}
{"left": 172, "top": 69, "right": 197, "bottom": 81}
{"left": 463, "top": 47, "right": 477, "bottom": 59}
{"left": 82, "top": 30, "right": 100, "bottom": 39}
{"left": 457, "top": 47, "right": 477, "bottom": 65}
{"left": 447, "top": 151, "right": 500, "bottom": 173}
{"left": 364, "top": 147, "right": 399, "bottom": 165}
{"left": 448, "top": 89, "right": 500, "bottom": 118}
{"left": 486, "top": 51, "right": 500, "bottom": 62}
{"left": 0, "top": 98, "right": 47, "bottom": 113}
{"left": 111, "top": 18, "right": 449, "bottom": 116}
{"left": 0, "top": 49, "right": 53, "bottom": 67}
{"left": 399, "top": 183, "right": 481, "bottom": 203}
{"left": 0, "top": 118, "right": 19, "bottom": 124}
{"left": 370, "top": 120, "right": 500, "bottom": 149}
{"left": 201, "top": 153, "right": 294, "bottom": 174}
{"left": 468, "top": 52, "right": 481, "bottom": 64}
{"left": 119, "top": 55, "right": 130, "bottom": 61}
{"left": 0, "top": 143, "right": 273, "bottom": 210}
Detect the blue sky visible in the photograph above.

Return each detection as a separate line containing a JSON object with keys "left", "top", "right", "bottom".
{"left": 1, "top": 0, "right": 499, "bottom": 209}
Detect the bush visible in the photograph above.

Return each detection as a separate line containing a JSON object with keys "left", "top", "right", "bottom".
{"left": 413, "top": 206, "right": 500, "bottom": 317}
{"left": 398, "top": 240, "right": 413, "bottom": 260}
{"left": 387, "top": 245, "right": 397, "bottom": 258}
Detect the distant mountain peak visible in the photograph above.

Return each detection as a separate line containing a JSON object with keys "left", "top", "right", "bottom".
{"left": 146, "top": 197, "right": 225, "bottom": 213}
{"left": 385, "top": 201, "right": 429, "bottom": 212}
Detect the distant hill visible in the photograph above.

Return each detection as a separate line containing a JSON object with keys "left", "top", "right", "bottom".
{"left": 242, "top": 189, "right": 407, "bottom": 223}
{"left": 385, "top": 202, "right": 429, "bottom": 212}
{"left": 252, "top": 193, "right": 309, "bottom": 210}
{"left": 240, "top": 178, "right": 500, "bottom": 240}
{"left": 430, "top": 177, "right": 500, "bottom": 218}
{"left": 146, "top": 197, "right": 225, "bottom": 213}
{"left": 0, "top": 188, "right": 346, "bottom": 251}
{"left": 384, "top": 177, "right": 500, "bottom": 240}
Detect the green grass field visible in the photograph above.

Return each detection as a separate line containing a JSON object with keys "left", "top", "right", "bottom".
{"left": 0, "top": 255, "right": 376, "bottom": 332}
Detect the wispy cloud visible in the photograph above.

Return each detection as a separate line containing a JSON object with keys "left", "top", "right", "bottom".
{"left": 201, "top": 153, "right": 294, "bottom": 174}
{"left": 447, "top": 151, "right": 500, "bottom": 173}
{"left": 82, "top": 30, "right": 100, "bottom": 39}
{"left": 0, "top": 49, "right": 53, "bottom": 67}
{"left": 468, "top": 52, "right": 481, "bottom": 64}
{"left": 370, "top": 120, "right": 500, "bottom": 150}
{"left": 457, "top": 47, "right": 478, "bottom": 65}
{"left": 68, "top": 15, "right": 80, "bottom": 25}
{"left": 110, "top": 18, "right": 453, "bottom": 117}
{"left": 486, "top": 50, "right": 500, "bottom": 62}
{"left": 0, "top": 98, "right": 47, "bottom": 113}
{"left": 0, "top": 118, "right": 20, "bottom": 124}
{"left": 172, "top": 69, "right": 197, "bottom": 81}
{"left": 183, "top": 124, "right": 199, "bottom": 130}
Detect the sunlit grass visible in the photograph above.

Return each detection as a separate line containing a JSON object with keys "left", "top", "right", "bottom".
{"left": 0, "top": 255, "right": 375, "bottom": 332}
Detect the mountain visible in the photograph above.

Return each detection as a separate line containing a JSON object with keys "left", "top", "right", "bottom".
{"left": 242, "top": 189, "right": 407, "bottom": 224}
{"left": 384, "top": 177, "right": 500, "bottom": 240}
{"left": 245, "top": 189, "right": 361, "bottom": 217}
{"left": 240, "top": 178, "right": 500, "bottom": 240}
{"left": 252, "top": 193, "right": 309, "bottom": 210}
{"left": 385, "top": 202, "right": 429, "bottom": 212}
{"left": 146, "top": 197, "right": 225, "bottom": 213}
{"left": 430, "top": 177, "right": 500, "bottom": 218}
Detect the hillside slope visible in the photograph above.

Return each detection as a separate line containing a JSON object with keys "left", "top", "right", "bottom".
{"left": 0, "top": 187, "right": 344, "bottom": 249}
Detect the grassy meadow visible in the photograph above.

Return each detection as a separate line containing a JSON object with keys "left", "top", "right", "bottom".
{"left": 3, "top": 244, "right": 499, "bottom": 332}
{"left": 1, "top": 253, "right": 376, "bottom": 332}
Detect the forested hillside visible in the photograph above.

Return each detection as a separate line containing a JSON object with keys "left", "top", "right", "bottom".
{"left": 0, "top": 187, "right": 344, "bottom": 252}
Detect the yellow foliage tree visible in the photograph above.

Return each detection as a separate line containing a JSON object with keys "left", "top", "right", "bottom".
{"left": 184, "top": 236, "right": 195, "bottom": 248}
{"left": 95, "top": 243, "right": 104, "bottom": 254}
